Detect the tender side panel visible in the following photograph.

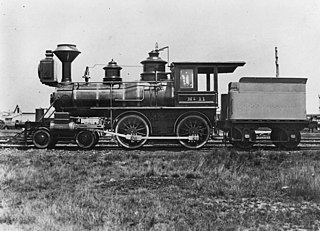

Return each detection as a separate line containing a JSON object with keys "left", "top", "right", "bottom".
{"left": 228, "top": 78, "right": 307, "bottom": 120}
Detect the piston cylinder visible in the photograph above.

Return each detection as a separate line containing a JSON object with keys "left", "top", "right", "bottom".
{"left": 50, "top": 121, "right": 76, "bottom": 130}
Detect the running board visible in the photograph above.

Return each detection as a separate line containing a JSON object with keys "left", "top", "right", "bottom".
{"left": 104, "top": 131, "right": 199, "bottom": 141}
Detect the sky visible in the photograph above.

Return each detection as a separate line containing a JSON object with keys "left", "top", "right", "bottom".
{"left": 1, "top": 0, "right": 320, "bottom": 114}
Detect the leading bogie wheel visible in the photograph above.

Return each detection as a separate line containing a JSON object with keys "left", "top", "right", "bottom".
{"left": 115, "top": 114, "right": 149, "bottom": 149}
{"left": 75, "top": 130, "right": 97, "bottom": 149}
{"left": 176, "top": 115, "right": 210, "bottom": 149}
{"left": 32, "top": 128, "right": 52, "bottom": 149}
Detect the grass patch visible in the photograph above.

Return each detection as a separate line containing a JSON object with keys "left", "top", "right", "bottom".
{"left": 0, "top": 148, "right": 319, "bottom": 230}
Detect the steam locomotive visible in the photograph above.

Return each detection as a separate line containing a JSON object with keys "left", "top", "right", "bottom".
{"left": 25, "top": 44, "right": 309, "bottom": 149}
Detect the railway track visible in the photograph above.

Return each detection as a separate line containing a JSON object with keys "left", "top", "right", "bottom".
{"left": 1, "top": 129, "right": 320, "bottom": 150}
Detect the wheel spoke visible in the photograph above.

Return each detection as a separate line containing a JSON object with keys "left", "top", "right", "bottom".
{"left": 135, "top": 127, "right": 146, "bottom": 132}
{"left": 134, "top": 122, "right": 143, "bottom": 130}
{"left": 197, "top": 127, "right": 206, "bottom": 132}
{"left": 123, "top": 122, "right": 130, "bottom": 130}
{"left": 183, "top": 121, "right": 191, "bottom": 129}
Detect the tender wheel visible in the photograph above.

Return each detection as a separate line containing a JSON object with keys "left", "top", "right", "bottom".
{"left": 230, "top": 127, "right": 255, "bottom": 149}
{"left": 33, "top": 128, "right": 51, "bottom": 149}
{"left": 283, "top": 131, "right": 301, "bottom": 149}
{"left": 75, "top": 130, "right": 97, "bottom": 149}
{"left": 176, "top": 115, "right": 210, "bottom": 149}
{"left": 271, "top": 128, "right": 301, "bottom": 149}
{"left": 115, "top": 114, "right": 149, "bottom": 149}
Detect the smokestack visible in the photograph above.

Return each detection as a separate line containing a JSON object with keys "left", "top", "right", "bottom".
{"left": 53, "top": 44, "right": 80, "bottom": 83}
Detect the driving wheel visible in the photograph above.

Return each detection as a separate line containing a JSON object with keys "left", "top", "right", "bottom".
{"left": 115, "top": 114, "right": 149, "bottom": 149}
{"left": 176, "top": 115, "right": 210, "bottom": 149}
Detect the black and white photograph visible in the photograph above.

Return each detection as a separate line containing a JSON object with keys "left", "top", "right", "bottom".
{"left": 0, "top": 0, "right": 320, "bottom": 230}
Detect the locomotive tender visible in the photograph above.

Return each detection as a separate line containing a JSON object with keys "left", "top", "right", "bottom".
{"left": 27, "top": 43, "right": 308, "bottom": 149}
{"left": 218, "top": 77, "right": 309, "bottom": 149}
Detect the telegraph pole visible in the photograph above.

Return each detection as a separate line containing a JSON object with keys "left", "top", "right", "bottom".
{"left": 275, "top": 47, "right": 279, "bottom": 78}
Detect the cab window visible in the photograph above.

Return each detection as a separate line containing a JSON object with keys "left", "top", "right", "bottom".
{"left": 197, "top": 73, "right": 214, "bottom": 91}
{"left": 180, "top": 69, "right": 194, "bottom": 89}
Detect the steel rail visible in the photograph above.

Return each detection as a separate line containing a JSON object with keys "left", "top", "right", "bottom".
{"left": 1, "top": 130, "right": 320, "bottom": 150}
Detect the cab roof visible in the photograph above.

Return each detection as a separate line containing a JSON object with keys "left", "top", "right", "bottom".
{"left": 171, "top": 62, "right": 246, "bottom": 74}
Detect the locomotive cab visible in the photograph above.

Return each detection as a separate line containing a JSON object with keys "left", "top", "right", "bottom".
{"left": 172, "top": 62, "right": 245, "bottom": 106}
